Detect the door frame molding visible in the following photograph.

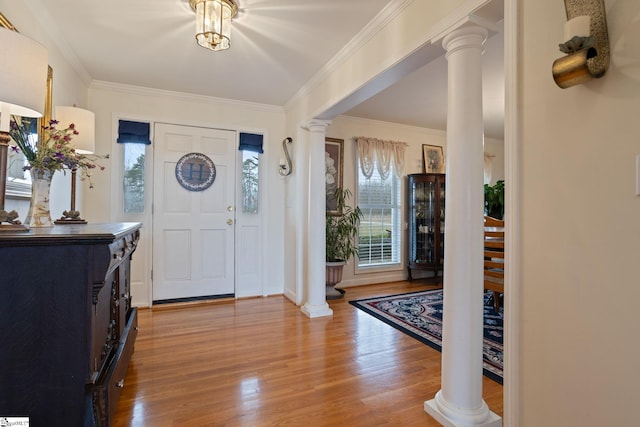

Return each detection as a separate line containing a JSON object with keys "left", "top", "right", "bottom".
{"left": 111, "top": 115, "right": 270, "bottom": 306}
{"left": 111, "top": 113, "right": 155, "bottom": 308}
{"left": 503, "top": 0, "right": 520, "bottom": 424}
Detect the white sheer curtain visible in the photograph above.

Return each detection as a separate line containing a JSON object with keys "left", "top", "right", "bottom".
{"left": 484, "top": 152, "right": 495, "bottom": 184}
{"left": 356, "top": 137, "right": 408, "bottom": 179}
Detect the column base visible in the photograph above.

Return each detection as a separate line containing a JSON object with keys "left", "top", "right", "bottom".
{"left": 301, "top": 302, "right": 333, "bottom": 318}
{"left": 425, "top": 391, "right": 502, "bottom": 427}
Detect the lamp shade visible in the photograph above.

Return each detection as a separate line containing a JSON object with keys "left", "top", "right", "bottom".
{"left": 0, "top": 28, "right": 48, "bottom": 131}
{"left": 55, "top": 106, "right": 95, "bottom": 154}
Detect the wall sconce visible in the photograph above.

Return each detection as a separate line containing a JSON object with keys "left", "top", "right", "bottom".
{"left": 552, "top": 0, "right": 610, "bottom": 89}
{"left": 278, "top": 137, "right": 293, "bottom": 176}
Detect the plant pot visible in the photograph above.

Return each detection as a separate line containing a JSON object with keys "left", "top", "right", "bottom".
{"left": 326, "top": 261, "right": 346, "bottom": 300}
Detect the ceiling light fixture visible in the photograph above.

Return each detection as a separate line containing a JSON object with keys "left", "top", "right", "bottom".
{"left": 189, "top": 0, "right": 238, "bottom": 51}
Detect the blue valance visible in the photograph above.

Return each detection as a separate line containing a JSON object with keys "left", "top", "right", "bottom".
{"left": 238, "top": 132, "right": 263, "bottom": 154}
{"left": 117, "top": 120, "right": 151, "bottom": 145}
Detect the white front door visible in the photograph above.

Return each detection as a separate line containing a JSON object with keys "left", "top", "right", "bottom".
{"left": 152, "top": 122, "right": 236, "bottom": 302}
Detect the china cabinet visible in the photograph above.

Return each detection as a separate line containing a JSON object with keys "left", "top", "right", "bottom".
{"left": 407, "top": 174, "right": 446, "bottom": 281}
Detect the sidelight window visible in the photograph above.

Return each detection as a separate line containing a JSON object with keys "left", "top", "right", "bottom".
{"left": 117, "top": 120, "right": 151, "bottom": 214}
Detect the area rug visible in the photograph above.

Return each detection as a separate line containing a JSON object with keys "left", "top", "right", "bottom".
{"left": 349, "top": 289, "right": 503, "bottom": 384}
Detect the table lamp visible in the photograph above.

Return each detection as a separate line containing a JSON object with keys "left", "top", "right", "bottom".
{"left": 54, "top": 105, "right": 95, "bottom": 224}
{"left": 0, "top": 26, "right": 48, "bottom": 231}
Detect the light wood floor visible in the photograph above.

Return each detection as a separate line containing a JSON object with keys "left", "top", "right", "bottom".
{"left": 113, "top": 281, "right": 503, "bottom": 426}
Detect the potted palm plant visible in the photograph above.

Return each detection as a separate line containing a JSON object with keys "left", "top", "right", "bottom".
{"left": 326, "top": 188, "right": 363, "bottom": 299}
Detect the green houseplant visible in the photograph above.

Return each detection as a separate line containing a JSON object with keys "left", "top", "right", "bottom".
{"left": 326, "top": 188, "right": 363, "bottom": 299}
{"left": 484, "top": 180, "right": 505, "bottom": 219}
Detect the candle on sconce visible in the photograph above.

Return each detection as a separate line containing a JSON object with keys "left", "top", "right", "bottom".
{"left": 564, "top": 15, "right": 590, "bottom": 41}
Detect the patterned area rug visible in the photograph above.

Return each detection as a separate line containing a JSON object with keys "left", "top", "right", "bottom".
{"left": 349, "top": 289, "right": 503, "bottom": 384}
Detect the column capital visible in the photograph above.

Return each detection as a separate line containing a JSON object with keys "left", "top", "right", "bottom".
{"left": 442, "top": 25, "right": 488, "bottom": 58}
{"left": 304, "top": 119, "right": 332, "bottom": 133}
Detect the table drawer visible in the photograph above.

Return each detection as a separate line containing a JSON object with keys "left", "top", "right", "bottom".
{"left": 95, "top": 308, "right": 138, "bottom": 425}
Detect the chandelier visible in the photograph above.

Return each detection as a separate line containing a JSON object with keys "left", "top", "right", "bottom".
{"left": 189, "top": 0, "right": 238, "bottom": 51}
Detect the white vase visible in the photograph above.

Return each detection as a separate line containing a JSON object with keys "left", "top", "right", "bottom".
{"left": 25, "top": 167, "right": 54, "bottom": 228}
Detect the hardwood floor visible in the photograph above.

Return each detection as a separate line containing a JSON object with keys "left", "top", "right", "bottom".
{"left": 113, "top": 281, "right": 503, "bottom": 426}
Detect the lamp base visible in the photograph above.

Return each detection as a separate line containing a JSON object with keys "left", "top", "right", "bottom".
{"left": 0, "top": 209, "right": 29, "bottom": 232}
{"left": 0, "top": 224, "right": 29, "bottom": 232}
{"left": 54, "top": 218, "right": 87, "bottom": 225}
{"left": 54, "top": 210, "right": 87, "bottom": 225}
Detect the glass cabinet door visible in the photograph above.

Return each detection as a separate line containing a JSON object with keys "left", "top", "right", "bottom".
{"left": 407, "top": 173, "right": 445, "bottom": 281}
{"left": 438, "top": 177, "right": 445, "bottom": 266}
{"left": 410, "top": 177, "right": 436, "bottom": 264}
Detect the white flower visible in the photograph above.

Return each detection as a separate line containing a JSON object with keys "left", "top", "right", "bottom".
{"left": 325, "top": 152, "right": 337, "bottom": 185}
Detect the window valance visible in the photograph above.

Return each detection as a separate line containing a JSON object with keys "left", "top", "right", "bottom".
{"left": 356, "top": 137, "right": 408, "bottom": 179}
{"left": 117, "top": 120, "right": 151, "bottom": 145}
{"left": 238, "top": 132, "right": 264, "bottom": 153}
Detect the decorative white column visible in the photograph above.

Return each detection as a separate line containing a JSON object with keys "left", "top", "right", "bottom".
{"left": 424, "top": 26, "right": 501, "bottom": 427}
{"left": 301, "top": 119, "right": 333, "bottom": 318}
{"left": 295, "top": 129, "right": 309, "bottom": 306}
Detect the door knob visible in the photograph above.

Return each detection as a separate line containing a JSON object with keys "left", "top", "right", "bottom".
{"left": 227, "top": 206, "right": 233, "bottom": 212}
{"left": 227, "top": 219, "right": 233, "bottom": 225}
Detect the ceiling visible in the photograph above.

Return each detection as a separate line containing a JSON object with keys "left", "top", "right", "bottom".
{"left": 31, "top": 0, "right": 504, "bottom": 140}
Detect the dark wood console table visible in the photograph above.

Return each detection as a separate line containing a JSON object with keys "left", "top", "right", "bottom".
{"left": 0, "top": 222, "right": 141, "bottom": 426}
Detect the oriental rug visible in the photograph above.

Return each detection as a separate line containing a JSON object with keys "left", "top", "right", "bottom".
{"left": 349, "top": 289, "right": 503, "bottom": 383}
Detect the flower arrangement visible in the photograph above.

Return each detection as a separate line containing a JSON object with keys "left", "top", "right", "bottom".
{"left": 9, "top": 117, "right": 107, "bottom": 188}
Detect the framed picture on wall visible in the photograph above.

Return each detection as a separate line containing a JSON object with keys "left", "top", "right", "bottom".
{"left": 325, "top": 137, "right": 344, "bottom": 215}
{"left": 423, "top": 144, "right": 445, "bottom": 173}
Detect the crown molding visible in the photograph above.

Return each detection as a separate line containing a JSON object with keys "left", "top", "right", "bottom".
{"left": 285, "top": 0, "right": 499, "bottom": 118}
{"left": 284, "top": 0, "right": 413, "bottom": 111}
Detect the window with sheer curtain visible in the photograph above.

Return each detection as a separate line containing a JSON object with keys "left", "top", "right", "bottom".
{"left": 118, "top": 120, "right": 151, "bottom": 214}
{"left": 238, "top": 132, "right": 263, "bottom": 214}
{"left": 356, "top": 137, "right": 407, "bottom": 269}
{"left": 484, "top": 152, "right": 495, "bottom": 184}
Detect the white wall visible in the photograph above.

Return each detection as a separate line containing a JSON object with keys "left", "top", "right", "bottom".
{"left": 284, "top": 0, "right": 471, "bottom": 127}
{"left": 485, "top": 137, "right": 505, "bottom": 185}
{"left": 281, "top": 0, "right": 496, "bottom": 302}
{"left": 327, "top": 115, "right": 448, "bottom": 287}
{"left": 520, "top": 0, "right": 640, "bottom": 425}
{"left": 88, "top": 83, "right": 287, "bottom": 305}
{"left": 326, "top": 118, "right": 504, "bottom": 288}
